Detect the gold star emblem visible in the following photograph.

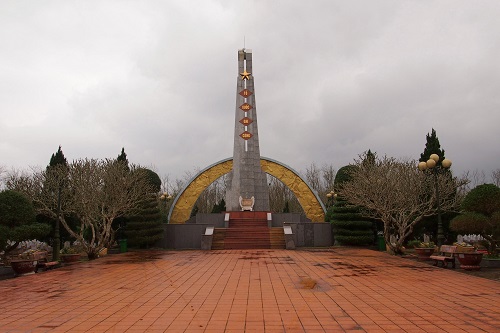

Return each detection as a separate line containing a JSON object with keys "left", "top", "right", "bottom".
{"left": 240, "top": 70, "right": 251, "bottom": 80}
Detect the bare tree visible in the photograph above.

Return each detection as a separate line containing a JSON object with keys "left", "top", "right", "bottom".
{"left": 491, "top": 169, "right": 500, "bottom": 187}
{"left": 304, "top": 163, "right": 322, "bottom": 193}
{"left": 160, "top": 174, "right": 172, "bottom": 195}
{"left": 7, "top": 159, "right": 153, "bottom": 259}
{"left": 322, "top": 164, "right": 336, "bottom": 193}
{"left": 268, "top": 175, "right": 303, "bottom": 213}
{"left": 471, "top": 169, "right": 486, "bottom": 188}
{"left": 195, "top": 176, "right": 227, "bottom": 213}
{"left": 159, "top": 174, "right": 177, "bottom": 217}
{"left": 302, "top": 162, "right": 337, "bottom": 206}
{"left": 338, "top": 154, "right": 467, "bottom": 254}
{"left": 0, "top": 165, "right": 7, "bottom": 190}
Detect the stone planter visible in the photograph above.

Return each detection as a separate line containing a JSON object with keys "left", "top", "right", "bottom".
{"left": 10, "top": 260, "right": 36, "bottom": 276}
{"left": 414, "top": 247, "right": 435, "bottom": 260}
{"left": 456, "top": 252, "right": 483, "bottom": 271}
{"left": 60, "top": 254, "right": 81, "bottom": 263}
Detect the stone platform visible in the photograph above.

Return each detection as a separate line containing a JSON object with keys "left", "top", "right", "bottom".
{"left": 0, "top": 248, "right": 499, "bottom": 332}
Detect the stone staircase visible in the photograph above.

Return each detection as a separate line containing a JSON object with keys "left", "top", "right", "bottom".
{"left": 269, "top": 228, "right": 286, "bottom": 249}
{"left": 211, "top": 212, "right": 285, "bottom": 250}
{"left": 211, "top": 229, "right": 226, "bottom": 250}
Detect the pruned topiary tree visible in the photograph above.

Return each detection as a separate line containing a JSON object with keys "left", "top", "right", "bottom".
{"left": 0, "top": 190, "right": 51, "bottom": 261}
{"left": 450, "top": 184, "right": 500, "bottom": 255}
{"left": 329, "top": 162, "right": 374, "bottom": 246}
{"left": 124, "top": 193, "right": 164, "bottom": 248}
{"left": 137, "top": 168, "right": 162, "bottom": 193}
{"left": 330, "top": 199, "right": 374, "bottom": 246}
{"left": 122, "top": 168, "right": 164, "bottom": 248}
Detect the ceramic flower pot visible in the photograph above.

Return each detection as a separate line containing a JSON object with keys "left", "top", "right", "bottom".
{"left": 60, "top": 254, "right": 81, "bottom": 263}
{"left": 10, "top": 260, "right": 36, "bottom": 276}
{"left": 415, "top": 247, "right": 435, "bottom": 260}
{"left": 456, "top": 252, "right": 483, "bottom": 271}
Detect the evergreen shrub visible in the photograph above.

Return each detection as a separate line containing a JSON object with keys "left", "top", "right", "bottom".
{"left": 124, "top": 194, "right": 164, "bottom": 248}
{"left": 335, "top": 235, "right": 374, "bottom": 246}
{"left": 330, "top": 164, "right": 375, "bottom": 246}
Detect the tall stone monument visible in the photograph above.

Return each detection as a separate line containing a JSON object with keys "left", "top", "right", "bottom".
{"left": 225, "top": 49, "right": 270, "bottom": 212}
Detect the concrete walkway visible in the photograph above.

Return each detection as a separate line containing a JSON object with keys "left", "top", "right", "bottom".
{"left": 0, "top": 248, "right": 499, "bottom": 332}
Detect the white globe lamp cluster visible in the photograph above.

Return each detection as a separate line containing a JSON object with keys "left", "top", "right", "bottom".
{"left": 418, "top": 153, "right": 452, "bottom": 171}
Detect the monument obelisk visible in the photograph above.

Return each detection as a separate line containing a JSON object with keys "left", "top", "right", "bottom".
{"left": 225, "top": 49, "right": 270, "bottom": 212}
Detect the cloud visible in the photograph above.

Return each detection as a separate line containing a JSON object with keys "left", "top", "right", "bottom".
{"left": 1, "top": 0, "right": 499, "bottom": 184}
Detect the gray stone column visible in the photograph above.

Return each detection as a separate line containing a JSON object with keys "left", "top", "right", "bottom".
{"left": 225, "top": 49, "right": 270, "bottom": 212}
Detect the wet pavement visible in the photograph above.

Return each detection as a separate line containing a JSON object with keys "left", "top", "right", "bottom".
{"left": 0, "top": 248, "right": 499, "bottom": 332}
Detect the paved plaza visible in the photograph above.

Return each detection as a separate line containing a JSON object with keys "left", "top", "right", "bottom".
{"left": 0, "top": 248, "right": 499, "bottom": 332}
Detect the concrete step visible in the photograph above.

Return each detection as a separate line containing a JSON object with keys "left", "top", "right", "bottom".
{"left": 212, "top": 229, "right": 226, "bottom": 250}
{"left": 211, "top": 215, "right": 283, "bottom": 250}
{"left": 270, "top": 228, "right": 285, "bottom": 249}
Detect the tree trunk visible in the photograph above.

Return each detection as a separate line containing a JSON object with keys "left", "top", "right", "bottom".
{"left": 3, "top": 241, "right": 19, "bottom": 259}
{"left": 87, "top": 250, "right": 99, "bottom": 260}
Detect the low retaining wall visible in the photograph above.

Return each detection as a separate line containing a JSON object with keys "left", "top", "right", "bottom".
{"left": 284, "top": 222, "right": 333, "bottom": 247}
{"left": 157, "top": 213, "right": 332, "bottom": 249}
{"left": 156, "top": 224, "right": 209, "bottom": 249}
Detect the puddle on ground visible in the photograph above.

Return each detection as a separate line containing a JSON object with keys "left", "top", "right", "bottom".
{"left": 103, "top": 252, "right": 166, "bottom": 265}
{"left": 296, "top": 276, "right": 332, "bottom": 292}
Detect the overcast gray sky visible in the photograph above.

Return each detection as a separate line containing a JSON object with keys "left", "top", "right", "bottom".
{"left": 1, "top": 1, "right": 499, "bottom": 184}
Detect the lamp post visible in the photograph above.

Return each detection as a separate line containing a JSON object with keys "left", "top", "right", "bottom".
{"left": 160, "top": 192, "right": 172, "bottom": 201}
{"left": 326, "top": 190, "right": 336, "bottom": 208}
{"left": 418, "top": 153, "right": 452, "bottom": 246}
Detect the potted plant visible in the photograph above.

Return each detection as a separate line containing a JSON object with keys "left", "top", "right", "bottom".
{"left": 453, "top": 241, "right": 476, "bottom": 253}
{"left": 60, "top": 246, "right": 81, "bottom": 263}
{"left": 450, "top": 242, "right": 482, "bottom": 270}
{"left": 9, "top": 249, "right": 41, "bottom": 276}
{"left": 10, "top": 259, "right": 36, "bottom": 276}
{"left": 414, "top": 242, "right": 436, "bottom": 260}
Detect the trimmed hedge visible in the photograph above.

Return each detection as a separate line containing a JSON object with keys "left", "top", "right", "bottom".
{"left": 331, "top": 220, "right": 373, "bottom": 229}
{"left": 330, "top": 196, "right": 374, "bottom": 246}
{"left": 124, "top": 194, "right": 164, "bottom": 248}
{"left": 332, "top": 227, "right": 374, "bottom": 237}
{"left": 331, "top": 212, "right": 370, "bottom": 221}
{"left": 335, "top": 235, "right": 374, "bottom": 246}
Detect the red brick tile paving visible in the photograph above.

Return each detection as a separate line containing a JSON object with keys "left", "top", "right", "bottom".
{"left": 0, "top": 248, "right": 499, "bottom": 332}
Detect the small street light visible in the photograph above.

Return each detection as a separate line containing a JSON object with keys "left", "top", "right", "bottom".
{"left": 160, "top": 192, "right": 172, "bottom": 201}
{"left": 326, "top": 190, "right": 336, "bottom": 208}
{"left": 418, "top": 153, "right": 452, "bottom": 246}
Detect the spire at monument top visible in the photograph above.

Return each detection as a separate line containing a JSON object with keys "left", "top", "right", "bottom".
{"left": 225, "top": 49, "right": 270, "bottom": 212}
